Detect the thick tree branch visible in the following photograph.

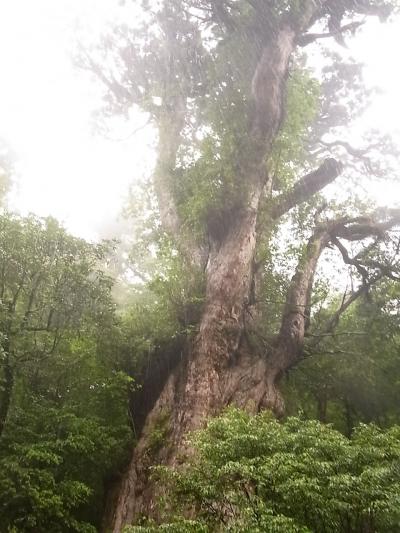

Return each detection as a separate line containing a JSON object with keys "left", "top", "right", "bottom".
{"left": 271, "top": 158, "right": 343, "bottom": 220}
{"left": 331, "top": 210, "right": 400, "bottom": 241}
{"left": 305, "top": 211, "right": 400, "bottom": 349}
{"left": 325, "top": 0, "right": 393, "bottom": 22}
{"left": 250, "top": 27, "right": 296, "bottom": 140}
{"left": 301, "top": 0, "right": 394, "bottom": 47}
{"left": 298, "top": 20, "right": 365, "bottom": 47}
{"left": 250, "top": 1, "right": 333, "bottom": 140}
{"left": 153, "top": 113, "right": 184, "bottom": 237}
{"left": 270, "top": 226, "right": 331, "bottom": 373}
{"left": 330, "top": 222, "right": 400, "bottom": 284}
{"left": 154, "top": 109, "right": 209, "bottom": 268}
{"left": 314, "top": 139, "right": 384, "bottom": 173}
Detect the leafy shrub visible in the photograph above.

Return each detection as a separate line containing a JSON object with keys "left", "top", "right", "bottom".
{"left": 130, "top": 409, "right": 400, "bottom": 532}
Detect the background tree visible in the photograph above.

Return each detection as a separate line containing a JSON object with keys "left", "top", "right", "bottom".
{"left": 0, "top": 213, "right": 111, "bottom": 435}
{"left": 0, "top": 213, "right": 133, "bottom": 531}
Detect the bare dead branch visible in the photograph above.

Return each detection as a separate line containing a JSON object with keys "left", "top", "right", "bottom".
{"left": 78, "top": 46, "right": 135, "bottom": 104}
{"left": 308, "top": 278, "right": 376, "bottom": 350}
{"left": 318, "top": 139, "right": 379, "bottom": 159}
{"left": 331, "top": 236, "right": 369, "bottom": 282}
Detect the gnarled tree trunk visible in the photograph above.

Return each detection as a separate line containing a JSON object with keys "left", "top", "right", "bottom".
{"left": 104, "top": 13, "right": 343, "bottom": 530}
{"left": 100, "top": 1, "right": 396, "bottom": 530}
{"left": 105, "top": 218, "right": 339, "bottom": 531}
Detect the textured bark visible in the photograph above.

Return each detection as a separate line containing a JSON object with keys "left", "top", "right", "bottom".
{"left": 251, "top": 26, "right": 295, "bottom": 138}
{"left": 107, "top": 344, "right": 272, "bottom": 531}
{"left": 261, "top": 227, "right": 331, "bottom": 415}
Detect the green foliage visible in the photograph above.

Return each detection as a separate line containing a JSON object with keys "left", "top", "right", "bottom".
{"left": 270, "top": 67, "right": 320, "bottom": 191}
{"left": 170, "top": 25, "right": 257, "bottom": 235}
{"left": 0, "top": 2, "right": 398, "bottom": 533}
{"left": 284, "top": 283, "right": 400, "bottom": 432}
{"left": 173, "top": 62, "right": 319, "bottom": 236}
{"left": 121, "top": 183, "right": 207, "bottom": 373}
{"left": 125, "top": 520, "right": 208, "bottom": 533}
{"left": 173, "top": 131, "right": 249, "bottom": 237}
{"left": 102, "top": 1, "right": 321, "bottom": 239}
{"left": 0, "top": 213, "right": 133, "bottom": 531}
{"left": 0, "top": 212, "right": 114, "bottom": 340}
{"left": 115, "top": 239, "right": 204, "bottom": 376}
{"left": 0, "top": 398, "right": 131, "bottom": 532}
{"left": 146, "top": 409, "right": 400, "bottom": 532}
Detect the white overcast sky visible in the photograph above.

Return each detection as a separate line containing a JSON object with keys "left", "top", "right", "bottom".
{"left": 0, "top": 1, "right": 399, "bottom": 241}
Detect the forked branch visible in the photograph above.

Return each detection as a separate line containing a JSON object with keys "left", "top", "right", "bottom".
{"left": 272, "top": 208, "right": 400, "bottom": 369}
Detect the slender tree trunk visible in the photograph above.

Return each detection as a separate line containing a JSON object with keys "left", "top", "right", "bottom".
{"left": 316, "top": 392, "right": 328, "bottom": 423}
{"left": 0, "top": 342, "right": 13, "bottom": 438}
{"left": 344, "top": 397, "right": 354, "bottom": 438}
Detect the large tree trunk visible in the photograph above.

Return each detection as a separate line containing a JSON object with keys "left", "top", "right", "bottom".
{"left": 106, "top": 219, "right": 335, "bottom": 531}
{"left": 96, "top": 1, "right": 400, "bottom": 528}
{"left": 105, "top": 27, "right": 295, "bottom": 533}
{"left": 108, "top": 347, "right": 272, "bottom": 529}
{"left": 106, "top": 185, "right": 271, "bottom": 531}
{"left": 103, "top": 6, "right": 348, "bottom": 530}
